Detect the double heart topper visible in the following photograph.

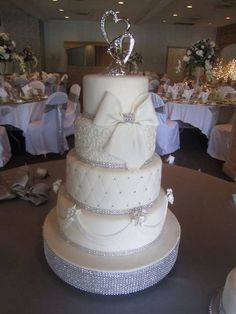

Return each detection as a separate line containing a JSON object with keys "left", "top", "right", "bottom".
{"left": 101, "top": 10, "right": 135, "bottom": 76}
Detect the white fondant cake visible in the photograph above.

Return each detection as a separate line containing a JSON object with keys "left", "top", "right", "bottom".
{"left": 57, "top": 186, "right": 168, "bottom": 254}
{"left": 83, "top": 74, "right": 148, "bottom": 115}
{"left": 222, "top": 268, "right": 236, "bottom": 314}
{"left": 66, "top": 149, "right": 162, "bottom": 213}
{"left": 43, "top": 74, "right": 180, "bottom": 295}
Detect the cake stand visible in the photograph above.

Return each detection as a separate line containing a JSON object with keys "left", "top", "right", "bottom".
{"left": 43, "top": 209, "right": 181, "bottom": 295}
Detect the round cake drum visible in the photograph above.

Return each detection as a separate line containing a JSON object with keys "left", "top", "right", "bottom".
{"left": 43, "top": 209, "right": 181, "bottom": 295}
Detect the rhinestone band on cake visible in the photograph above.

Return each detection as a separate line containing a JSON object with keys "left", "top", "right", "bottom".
{"left": 43, "top": 208, "right": 180, "bottom": 295}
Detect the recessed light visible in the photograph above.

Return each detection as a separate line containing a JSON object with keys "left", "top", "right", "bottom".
{"left": 59, "top": 9, "right": 64, "bottom": 12}
{"left": 162, "top": 20, "right": 166, "bottom": 23}
{"left": 52, "top": 0, "right": 58, "bottom": 2}
{"left": 173, "top": 13, "right": 178, "bottom": 17}
{"left": 208, "top": 22, "right": 212, "bottom": 25}
{"left": 118, "top": 1, "right": 124, "bottom": 4}
{"left": 187, "top": 5, "right": 192, "bottom": 9}
{"left": 226, "top": 16, "right": 231, "bottom": 20}
{"left": 65, "top": 16, "right": 70, "bottom": 19}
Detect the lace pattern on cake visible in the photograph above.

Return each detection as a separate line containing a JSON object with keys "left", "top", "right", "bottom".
{"left": 75, "top": 115, "right": 156, "bottom": 168}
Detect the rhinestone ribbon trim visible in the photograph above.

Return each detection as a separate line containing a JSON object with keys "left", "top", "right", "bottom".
{"left": 72, "top": 197, "right": 157, "bottom": 215}
{"left": 44, "top": 239, "right": 179, "bottom": 295}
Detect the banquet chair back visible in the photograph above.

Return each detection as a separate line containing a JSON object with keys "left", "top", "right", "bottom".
{"left": 14, "top": 77, "right": 29, "bottom": 88}
{"left": 207, "top": 123, "right": 232, "bottom": 161}
{"left": 29, "top": 80, "right": 45, "bottom": 96}
{"left": 64, "top": 84, "right": 81, "bottom": 136}
{"left": 24, "top": 92, "right": 69, "bottom": 155}
{"left": 150, "top": 92, "right": 180, "bottom": 156}
{"left": 0, "top": 126, "right": 11, "bottom": 167}
{"left": 45, "top": 76, "right": 57, "bottom": 95}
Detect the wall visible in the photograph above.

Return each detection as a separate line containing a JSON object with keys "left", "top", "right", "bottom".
{"left": 44, "top": 20, "right": 216, "bottom": 74}
{"left": 1, "top": 2, "right": 42, "bottom": 68}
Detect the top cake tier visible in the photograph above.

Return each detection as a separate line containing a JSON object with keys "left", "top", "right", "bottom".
{"left": 83, "top": 74, "right": 149, "bottom": 115}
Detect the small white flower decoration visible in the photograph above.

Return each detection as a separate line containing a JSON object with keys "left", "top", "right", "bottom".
{"left": 166, "top": 188, "right": 174, "bottom": 205}
{"left": 131, "top": 209, "right": 147, "bottom": 227}
{"left": 52, "top": 179, "right": 62, "bottom": 193}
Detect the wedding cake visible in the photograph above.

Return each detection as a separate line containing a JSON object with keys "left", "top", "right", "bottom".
{"left": 43, "top": 74, "right": 181, "bottom": 295}
{"left": 221, "top": 268, "right": 236, "bottom": 314}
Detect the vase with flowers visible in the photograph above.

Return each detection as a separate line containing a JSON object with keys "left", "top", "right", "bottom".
{"left": 177, "top": 39, "right": 216, "bottom": 88}
{"left": 21, "top": 47, "right": 38, "bottom": 73}
{"left": 0, "top": 32, "right": 26, "bottom": 74}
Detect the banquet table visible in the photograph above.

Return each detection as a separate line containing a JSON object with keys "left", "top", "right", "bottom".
{"left": 166, "top": 101, "right": 235, "bottom": 138}
{"left": 0, "top": 160, "right": 236, "bottom": 314}
{"left": 0, "top": 99, "right": 46, "bottom": 134}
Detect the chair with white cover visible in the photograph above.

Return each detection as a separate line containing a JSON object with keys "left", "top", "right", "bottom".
{"left": 45, "top": 76, "right": 57, "bottom": 96}
{"left": 64, "top": 84, "right": 81, "bottom": 136}
{"left": 29, "top": 80, "right": 45, "bottom": 96}
{"left": 24, "top": 92, "right": 69, "bottom": 155}
{"left": 207, "top": 123, "right": 232, "bottom": 161}
{"left": 150, "top": 92, "right": 180, "bottom": 156}
{"left": 0, "top": 126, "right": 11, "bottom": 167}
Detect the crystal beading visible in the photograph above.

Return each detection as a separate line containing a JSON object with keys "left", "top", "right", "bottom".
{"left": 44, "top": 239, "right": 179, "bottom": 295}
{"left": 122, "top": 112, "right": 135, "bottom": 123}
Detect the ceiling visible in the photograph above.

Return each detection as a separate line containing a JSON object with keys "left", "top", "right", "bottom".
{"left": 9, "top": 0, "right": 236, "bottom": 27}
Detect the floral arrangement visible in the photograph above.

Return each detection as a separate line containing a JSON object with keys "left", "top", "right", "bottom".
{"left": 0, "top": 32, "right": 16, "bottom": 61}
{"left": 21, "top": 47, "right": 38, "bottom": 66}
{"left": 0, "top": 32, "right": 26, "bottom": 73}
{"left": 176, "top": 39, "right": 216, "bottom": 80}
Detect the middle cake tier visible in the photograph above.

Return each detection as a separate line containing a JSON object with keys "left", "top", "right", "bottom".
{"left": 66, "top": 149, "right": 162, "bottom": 214}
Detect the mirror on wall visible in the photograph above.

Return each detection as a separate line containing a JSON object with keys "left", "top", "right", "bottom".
{"left": 220, "top": 44, "right": 236, "bottom": 62}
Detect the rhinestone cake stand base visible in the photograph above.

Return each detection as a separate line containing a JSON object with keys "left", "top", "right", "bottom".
{"left": 43, "top": 208, "right": 181, "bottom": 295}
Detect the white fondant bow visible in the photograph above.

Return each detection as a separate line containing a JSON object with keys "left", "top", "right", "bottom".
{"left": 94, "top": 92, "right": 158, "bottom": 169}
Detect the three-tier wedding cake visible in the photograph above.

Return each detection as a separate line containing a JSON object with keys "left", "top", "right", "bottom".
{"left": 43, "top": 10, "right": 180, "bottom": 295}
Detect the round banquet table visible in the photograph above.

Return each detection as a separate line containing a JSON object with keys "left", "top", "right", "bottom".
{"left": 0, "top": 159, "right": 236, "bottom": 314}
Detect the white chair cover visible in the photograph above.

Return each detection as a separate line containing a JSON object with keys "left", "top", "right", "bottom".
{"left": 29, "top": 80, "right": 45, "bottom": 95}
{"left": 0, "top": 126, "right": 11, "bottom": 167}
{"left": 64, "top": 84, "right": 81, "bottom": 136}
{"left": 45, "top": 76, "right": 57, "bottom": 95}
{"left": 207, "top": 123, "right": 232, "bottom": 161}
{"left": 24, "top": 92, "right": 69, "bottom": 155}
{"left": 150, "top": 93, "right": 180, "bottom": 156}
{"left": 14, "top": 77, "right": 29, "bottom": 88}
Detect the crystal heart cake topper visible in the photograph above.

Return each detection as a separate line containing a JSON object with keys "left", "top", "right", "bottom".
{"left": 101, "top": 10, "right": 135, "bottom": 76}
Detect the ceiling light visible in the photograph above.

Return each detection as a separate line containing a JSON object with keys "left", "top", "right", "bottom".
{"left": 187, "top": 5, "right": 192, "bottom": 9}
{"left": 173, "top": 13, "right": 178, "bottom": 17}
{"left": 65, "top": 16, "right": 70, "bottom": 19}
{"left": 52, "top": 0, "right": 58, "bottom": 2}
{"left": 226, "top": 16, "right": 231, "bottom": 20}
{"left": 118, "top": 1, "right": 124, "bottom": 4}
{"left": 59, "top": 9, "right": 64, "bottom": 12}
{"left": 162, "top": 20, "right": 166, "bottom": 23}
{"left": 208, "top": 22, "right": 212, "bottom": 25}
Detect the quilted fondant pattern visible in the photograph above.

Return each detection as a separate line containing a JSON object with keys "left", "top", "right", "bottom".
{"left": 66, "top": 150, "right": 162, "bottom": 212}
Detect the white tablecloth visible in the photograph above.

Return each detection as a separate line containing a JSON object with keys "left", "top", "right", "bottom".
{"left": 166, "top": 102, "right": 235, "bottom": 138}
{"left": 0, "top": 100, "right": 46, "bottom": 134}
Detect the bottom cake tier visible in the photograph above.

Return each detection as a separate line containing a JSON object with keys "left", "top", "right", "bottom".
{"left": 43, "top": 208, "right": 181, "bottom": 295}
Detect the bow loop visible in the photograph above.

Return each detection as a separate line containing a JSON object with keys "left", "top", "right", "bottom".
{"left": 94, "top": 91, "right": 158, "bottom": 169}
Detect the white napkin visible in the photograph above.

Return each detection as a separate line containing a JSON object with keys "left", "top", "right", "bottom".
{"left": 199, "top": 91, "right": 211, "bottom": 103}
{"left": 0, "top": 87, "right": 8, "bottom": 101}
{"left": 167, "top": 85, "right": 179, "bottom": 100}
{"left": 182, "top": 89, "right": 194, "bottom": 101}
{"left": 21, "top": 84, "right": 31, "bottom": 97}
